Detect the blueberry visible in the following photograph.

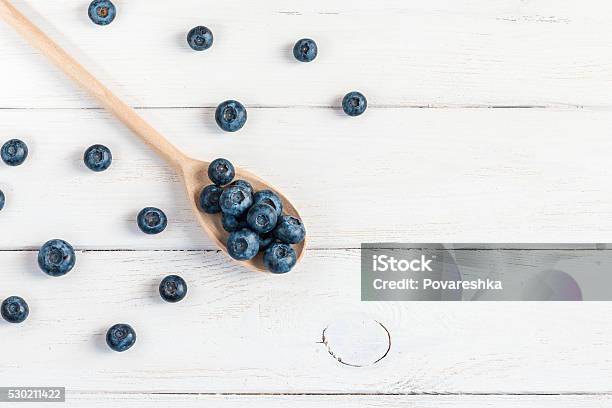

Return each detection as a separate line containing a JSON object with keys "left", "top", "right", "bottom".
{"left": 0, "top": 189, "right": 4, "bottom": 211}
{"left": 187, "top": 26, "right": 213, "bottom": 51}
{"left": 198, "top": 184, "right": 222, "bottom": 214}
{"left": 222, "top": 212, "right": 247, "bottom": 232}
{"left": 84, "top": 144, "right": 112, "bottom": 172}
{"left": 159, "top": 275, "right": 187, "bottom": 303}
{"left": 227, "top": 228, "right": 259, "bottom": 260}
{"left": 230, "top": 179, "right": 253, "bottom": 196}
{"left": 88, "top": 0, "right": 116, "bottom": 26}
{"left": 38, "top": 239, "right": 76, "bottom": 277}
{"left": 208, "top": 158, "right": 235, "bottom": 186}
{"left": 293, "top": 38, "right": 317, "bottom": 62}
{"left": 215, "top": 100, "right": 247, "bottom": 132}
{"left": 252, "top": 190, "right": 283, "bottom": 218}
{"left": 220, "top": 185, "right": 253, "bottom": 217}
{"left": 342, "top": 91, "right": 367, "bottom": 116}
{"left": 106, "top": 323, "right": 136, "bottom": 352}
{"left": 274, "top": 215, "right": 306, "bottom": 244}
{"left": 263, "top": 243, "right": 297, "bottom": 273}
{"left": 1, "top": 296, "right": 29, "bottom": 324}
{"left": 258, "top": 233, "right": 275, "bottom": 251}
{"left": 1, "top": 139, "right": 28, "bottom": 166}
{"left": 137, "top": 207, "right": 167, "bottom": 234}
{"left": 246, "top": 203, "right": 278, "bottom": 234}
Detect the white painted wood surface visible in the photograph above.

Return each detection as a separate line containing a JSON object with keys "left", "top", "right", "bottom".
{"left": 2, "top": 0, "right": 612, "bottom": 108}
{"left": 5, "top": 249, "right": 612, "bottom": 395}
{"left": 2, "top": 108, "right": 612, "bottom": 250}
{"left": 1, "top": 0, "right": 611, "bottom": 406}
{"left": 26, "top": 394, "right": 612, "bottom": 408}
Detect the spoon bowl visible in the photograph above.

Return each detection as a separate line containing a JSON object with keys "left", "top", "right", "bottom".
{"left": 0, "top": 0, "right": 306, "bottom": 272}
{"left": 181, "top": 158, "right": 306, "bottom": 272}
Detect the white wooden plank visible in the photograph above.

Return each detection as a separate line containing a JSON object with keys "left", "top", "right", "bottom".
{"left": 2, "top": 107, "right": 612, "bottom": 250}
{"left": 45, "top": 394, "right": 612, "bottom": 408}
{"left": 1, "top": 0, "right": 612, "bottom": 108}
{"left": 2, "top": 249, "right": 612, "bottom": 393}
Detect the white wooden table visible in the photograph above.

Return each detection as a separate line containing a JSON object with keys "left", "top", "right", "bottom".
{"left": 2, "top": 1, "right": 612, "bottom": 406}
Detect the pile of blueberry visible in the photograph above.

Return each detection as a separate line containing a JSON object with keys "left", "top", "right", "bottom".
{"left": 199, "top": 159, "right": 305, "bottom": 273}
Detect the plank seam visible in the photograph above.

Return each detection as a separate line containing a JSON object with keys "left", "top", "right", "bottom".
{"left": 0, "top": 105, "right": 588, "bottom": 110}
{"left": 0, "top": 247, "right": 611, "bottom": 252}
{"left": 64, "top": 391, "right": 612, "bottom": 396}
{"left": 0, "top": 248, "right": 361, "bottom": 252}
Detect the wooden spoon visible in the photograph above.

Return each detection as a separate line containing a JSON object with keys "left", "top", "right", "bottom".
{"left": 0, "top": 0, "right": 305, "bottom": 272}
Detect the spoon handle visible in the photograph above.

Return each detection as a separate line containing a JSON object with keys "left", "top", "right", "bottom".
{"left": 0, "top": 0, "right": 188, "bottom": 170}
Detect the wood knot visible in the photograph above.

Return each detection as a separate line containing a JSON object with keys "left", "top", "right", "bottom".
{"left": 322, "top": 318, "right": 391, "bottom": 367}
